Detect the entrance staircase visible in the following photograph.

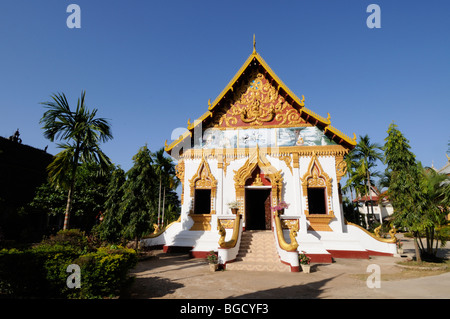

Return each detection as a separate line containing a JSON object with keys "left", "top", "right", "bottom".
{"left": 225, "top": 230, "right": 291, "bottom": 272}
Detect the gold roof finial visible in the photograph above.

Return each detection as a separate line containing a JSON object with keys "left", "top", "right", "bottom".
{"left": 252, "top": 34, "right": 256, "bottom": 54}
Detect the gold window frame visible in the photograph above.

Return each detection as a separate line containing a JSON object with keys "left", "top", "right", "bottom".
{"left": 188, "top": 155, "right": 217, "bottom": 230}
{"left": 301, "top": 152, "right": 335, "bottom": 231}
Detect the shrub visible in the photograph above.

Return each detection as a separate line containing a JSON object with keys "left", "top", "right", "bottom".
{"left": 72, "top": 246, "right": 137, "bottom": 298}
{"left": 37, "top": 229, "right": 94, "bottom": 254}
{"left": 0, "top": 232, "right": 137, "bottom": 299}
{"left": 0, "top": 248, "right": 47, "bottom": 297}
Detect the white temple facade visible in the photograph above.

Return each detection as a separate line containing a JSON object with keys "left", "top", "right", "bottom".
{"left": 141, "top": 46, "right": 397, "bottom": 271}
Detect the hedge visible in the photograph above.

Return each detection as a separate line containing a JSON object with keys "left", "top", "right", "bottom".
{"left": 0, "top": 230, "right": 137, "bottom": 299}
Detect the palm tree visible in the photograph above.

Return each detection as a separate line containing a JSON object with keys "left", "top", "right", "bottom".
{"left": 343, "top": 152, "right": 369, "bottom": 226}
{"left": 351, "top": 135, "right": 384, "bottom": 226}
{"left": 40, "top": 91, "right": 112, "bottom": 230}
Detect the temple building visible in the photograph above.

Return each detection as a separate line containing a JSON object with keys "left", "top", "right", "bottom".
{"left": 141, "top": 42, "right": 397, "bottom": 271}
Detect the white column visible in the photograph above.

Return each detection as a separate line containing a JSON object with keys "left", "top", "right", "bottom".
{"left": 293, "top": 153, "right": 307, "bottom": 234}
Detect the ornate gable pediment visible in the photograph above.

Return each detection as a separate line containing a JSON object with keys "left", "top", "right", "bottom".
{"left": 165, "top": 48, "right": 357, "bottom": 156}
{"left": 212, "top": 71, "right": 307, "bottom": 128}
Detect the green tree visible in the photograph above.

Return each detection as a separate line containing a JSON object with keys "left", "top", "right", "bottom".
{"left": 93, "top": 166, "right": 126, "bottom": 243}
{"left": 418, "top": 164, "right": 449, "bottom": 258}
{"left": 342, "top": 150, "right": 366, "bottom": 226}
{"left": 384, "top": 123, "right": 426, "bottom": 261}
{"left": 152, "top": 147, "right": 179, "bottom": 227}
{"left": 40, "top": 91, "right": 113, "bottom": 230}
{"left": 343, "top": 135, "right": 383, "bottom": 227}
{"left": 29, "top": 162, "right": 111, "bottom": 233}
{"left": 120, "top": 145, "right": 157, "bottom": 249}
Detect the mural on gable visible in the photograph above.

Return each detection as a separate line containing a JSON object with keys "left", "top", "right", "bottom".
{"left": 277, "top": 127, "right": 336, "bottom": 146}
{"left": 194, "top": 126, "right": 336, "bottom": 149}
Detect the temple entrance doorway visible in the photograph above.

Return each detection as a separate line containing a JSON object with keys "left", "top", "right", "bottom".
{"left": 244, "top": 188, "right": 272, "bottom": 230}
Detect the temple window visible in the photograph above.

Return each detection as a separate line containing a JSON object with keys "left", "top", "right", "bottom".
{"left": 307, "top": 187, "right": 327, "bottom": 214}
{"left": 300, "top": 153, "right": 335, "bottom": 231}
{"left": 188, "top": 155, "right": 217, "bottom": 215}
{"left": 194, "top": 189, "right": 211, "bottom": 214}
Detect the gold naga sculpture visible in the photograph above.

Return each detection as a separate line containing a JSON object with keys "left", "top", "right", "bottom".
{"left": 374, "top": 224, "right": 397, "bottom": 243}
{"left": 218, "top": 213, "right": 242, "bottom": 249}
{"left": 273, "top": 210, "right": 299, "bottom": 251}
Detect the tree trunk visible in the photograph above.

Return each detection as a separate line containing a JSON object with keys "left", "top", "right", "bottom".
{"left": 434, "top": 233, "right": 439, "bottom": 256}
{"left": 349, "top": 187, "right": 357, "bottom": 224}
{"left": 363, "top": 183, "right": 371, "bottom": 228}
{"left": 413, "top": 233, "right": 422, "bottom": 263}
{"left": 63, "top": 154, "right": 79, "bottom": 230}
{"left": 161, "top": 187, "right": 166, "bottom": 227}
{"left": 366, "top": 171, "right": 377, "bottom": 223}
{"left": 417, "top": 235, "right": 425, "bottom": 252}
{"left": 63, "top": 187, "right": 73, "bottom": 230}
{"left": 429, "top": 227, "right": 435, "bottom": 256}
{"left": 135, "top": 236, "right": 139, "bottom": 251}
{"left": 157, "top": 175, "right": 162, "bottom": 227}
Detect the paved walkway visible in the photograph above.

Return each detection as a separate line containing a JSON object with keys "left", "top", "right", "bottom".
{"left": 125, "top": 234, "right": 449, "bottom": 299}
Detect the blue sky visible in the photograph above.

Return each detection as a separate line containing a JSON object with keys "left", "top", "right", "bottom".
{"left": 1, "top": 0, "right": 449, "bottom": 176}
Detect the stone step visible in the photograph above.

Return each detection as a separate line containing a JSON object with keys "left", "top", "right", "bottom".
{"left": 235, "top": 256, "right": 279, "bottom": 263}
{"left": 236, "top": 249, "right": 278, "bottom": 256}
{"left": 225, "top": 230, "right": 291, "bottom": 272}
{"left": 225, "top": 261, "right": 290, "bottom": 272}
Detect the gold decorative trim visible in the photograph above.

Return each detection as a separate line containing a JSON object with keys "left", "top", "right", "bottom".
{"left": 218, "top": 219, "right": 235, "bottom": 229}
{"left": 143, "top": 216, "right": 181, "bottom": 239}
{"left": 233, "top": 146, "right": 283, "bottom": 218}
{"left": 215, "top": 71, "right": 307, "bottom": 128}
{"left": 181, "top": 145, "right": 348, "bottom": 160}
{"left": 347, "top": 221, "right": 397, "bottom": 243}
{"left": 304, "top": 210, "right": 334, "bottom": 232}
{"left": 292, "top": 152, "right": 299, "bottom": 168}
{"left": 218, "top": 155, "right": 231, "bottom": 176}
{"left": 223, "top": 158, "right": 230, "bottom": 176}
{"left": 189, "top": 214, "right": 211, "bottom": 231}
{"left": 175, "top": 160, "right": 185, "bottom": 204}
{"left": 281, "top": 219, "right": 299, "bottom": 230}
{"left": 278, "top": 155, "right": 293, "bottom": 174}
{"left": 301, "top": 153, "right": 334, "bottom": 231}
{"left": 300, "top": 152, "right": 332, "bottom": 197}
{"left": 335, "top": 156, "right": 347, "bottom": 183}
{"left": 189, "top": 155, "right": 217, "bottom": 215}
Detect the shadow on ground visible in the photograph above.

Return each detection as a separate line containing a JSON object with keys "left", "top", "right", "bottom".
{"left": 123, "top": 276, "right": 184, "bottom": 298}
{"left": 225, "top": 277, "right": 336, "bottom": 299}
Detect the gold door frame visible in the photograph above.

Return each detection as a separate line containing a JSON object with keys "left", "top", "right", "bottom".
{"left": 233, "top": 146, "right": 283, "bottom": 227}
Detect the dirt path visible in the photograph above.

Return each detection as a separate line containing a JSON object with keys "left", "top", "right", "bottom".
{"left": 124, "top": 235, "right": 450, "bottom": 299}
